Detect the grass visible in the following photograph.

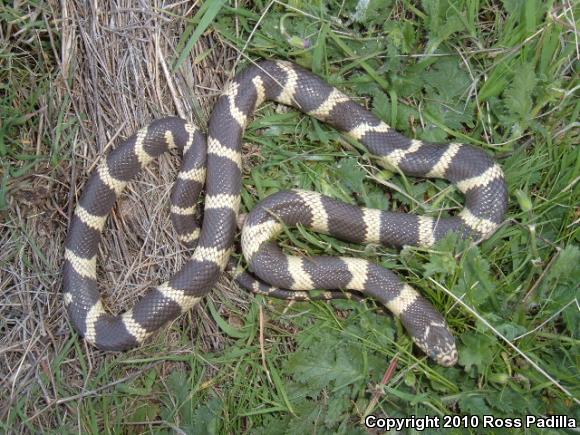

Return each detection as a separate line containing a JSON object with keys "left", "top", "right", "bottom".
{"left": 1, "top": 0, "right": 579, "bottom": 433}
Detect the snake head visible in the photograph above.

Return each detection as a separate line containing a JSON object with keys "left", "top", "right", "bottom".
{"left": 412, "top": 321, "right": 458, "bottom": 367}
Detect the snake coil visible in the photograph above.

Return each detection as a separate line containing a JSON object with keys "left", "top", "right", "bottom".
{"left": 64, "top": 60, "right": 507, "bottom": 366}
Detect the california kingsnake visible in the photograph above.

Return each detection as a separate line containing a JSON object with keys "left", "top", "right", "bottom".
{"left": 63, "top": 60, "right": 508, "bottom": 366}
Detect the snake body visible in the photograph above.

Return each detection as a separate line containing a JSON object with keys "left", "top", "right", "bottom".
{"left": 64, "top": 60, "right": 507, "bottom": 366}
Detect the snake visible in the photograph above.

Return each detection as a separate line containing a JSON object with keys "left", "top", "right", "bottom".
{"left": 63, "top": 60, "right": 508, "bottom": 366}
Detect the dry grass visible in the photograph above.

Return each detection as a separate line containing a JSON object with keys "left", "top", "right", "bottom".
{"left": 1, "top": 1, "right": 247, "bottom": 426}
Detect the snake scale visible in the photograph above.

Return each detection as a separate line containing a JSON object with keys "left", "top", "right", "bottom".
{"left": 63, "top": 60, "right": 508, "bottom": 366}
